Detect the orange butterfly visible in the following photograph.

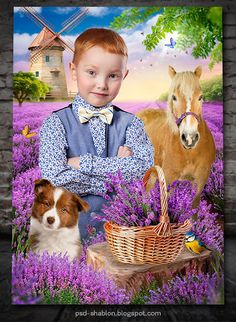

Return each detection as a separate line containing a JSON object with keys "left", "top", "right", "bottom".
{"left": 22, "top": 125, "right": 37, "bottom": 139}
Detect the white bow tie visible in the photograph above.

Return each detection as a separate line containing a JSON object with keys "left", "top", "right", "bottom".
{"left": 78, "top": 106, "right": 114, "bottom": 125}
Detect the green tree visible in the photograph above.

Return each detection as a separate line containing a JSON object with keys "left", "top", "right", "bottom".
{"left": 110, "top": 7, "right": 222, "bottom": 70}
{"left": 13, "top": 71, "right": 51, "bottom": 106}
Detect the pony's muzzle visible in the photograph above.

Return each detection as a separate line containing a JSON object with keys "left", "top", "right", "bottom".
{"left": 181, "top": 131, "right": 200, "bottom": 149}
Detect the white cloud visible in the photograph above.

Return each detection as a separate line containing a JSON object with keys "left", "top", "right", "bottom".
{"left": 86, "top": 7, "right": 109, "bottom": 17}
{"left": 14, "top": 33, "right": 39, "bottom": 56}
{"left": 14, "top": 7, "right": 42, "bottom": 15}
{"left": 52, "top": 7, "right": 76, "bottom": 15}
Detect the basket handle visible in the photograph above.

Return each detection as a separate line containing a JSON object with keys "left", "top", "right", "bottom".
{"left": 154, "top": 165, "right": 170, "bottom": 224}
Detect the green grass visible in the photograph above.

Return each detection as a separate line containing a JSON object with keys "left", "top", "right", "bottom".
{"left": 41, "top": 288, "right": 79, "bottom": 304}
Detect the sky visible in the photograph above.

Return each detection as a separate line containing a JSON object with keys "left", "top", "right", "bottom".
{"left": 13, "top": 6, "right": 222, "bottom": 103}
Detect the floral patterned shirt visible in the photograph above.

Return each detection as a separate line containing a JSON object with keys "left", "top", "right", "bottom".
{"left": 39, "top": 94, "right": 154, "bottom": 195}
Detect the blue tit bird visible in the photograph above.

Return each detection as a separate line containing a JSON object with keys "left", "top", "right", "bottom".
{"left": 185, "top": 231, "right": 210, "bottom": 254}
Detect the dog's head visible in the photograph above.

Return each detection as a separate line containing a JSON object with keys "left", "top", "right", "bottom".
{"left": 31, "top": 179, "right": 89, "bottom": 230}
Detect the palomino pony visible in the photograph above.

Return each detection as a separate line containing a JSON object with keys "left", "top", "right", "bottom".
{"left": 137, "top": 66, "right": 216, "bottom": 207}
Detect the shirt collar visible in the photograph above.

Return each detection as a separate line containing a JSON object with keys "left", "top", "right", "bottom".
{"left": 72, "top": 93, "right": 113, "bottom": 112}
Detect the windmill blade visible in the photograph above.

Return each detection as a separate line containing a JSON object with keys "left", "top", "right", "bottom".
{"left": 61, "top": 8, "right": 83, "bottom": 27}
{"left": 60, "top": 8, "right": 88, "bottom": 33}
{"left": 23, "top": 7, "right": 55, "bottom": 32}
{"left": 64, "top": 14, "right": 87, "bottom": 34}
{"left": 57, "top": 8, "right": 89, "bottom": 35}
{"left": 30, "top": 7, "right": 55, "bottom": 30}
{"left": 21, "top": 7, "right": 45, "bottom": 30}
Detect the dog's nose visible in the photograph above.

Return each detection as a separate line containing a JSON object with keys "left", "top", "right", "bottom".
{"left": 47, "top": 217, "right": 55, "bottom": 225}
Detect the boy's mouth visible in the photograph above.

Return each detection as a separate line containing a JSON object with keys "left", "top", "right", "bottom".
{"left": 91, "top": 92, "right": 109, "bottom": 97}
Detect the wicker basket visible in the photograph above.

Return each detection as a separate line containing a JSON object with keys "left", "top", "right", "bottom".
{"left": 104, "top": 165, "right": 192, "bottom": 264}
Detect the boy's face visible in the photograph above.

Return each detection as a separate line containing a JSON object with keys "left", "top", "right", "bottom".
{"left": 70, "top": 46, "right": 128, "bottom": 107}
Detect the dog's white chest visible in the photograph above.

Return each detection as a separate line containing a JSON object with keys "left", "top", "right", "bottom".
{"left": 29, "top": 218, "right": 81, "bottom": 260}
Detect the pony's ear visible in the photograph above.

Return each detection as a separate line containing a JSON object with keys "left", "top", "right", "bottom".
{"left": 168, "top": 66, "right": 176, "bottom": 79}
{"left": 194, "top": 66, "right": 202, "bottom": 78}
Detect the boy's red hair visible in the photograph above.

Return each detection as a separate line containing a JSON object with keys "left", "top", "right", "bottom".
{"left": 72, "top": 28, "right": 128, "bottom": 65}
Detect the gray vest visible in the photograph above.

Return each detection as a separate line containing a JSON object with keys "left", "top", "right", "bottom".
{"left": 55, "top": 104, "right": 134, "bottom": 239}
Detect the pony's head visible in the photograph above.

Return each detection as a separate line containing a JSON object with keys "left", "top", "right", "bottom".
{"left": 167, "top": 66, "right": 203, "bottom": 149}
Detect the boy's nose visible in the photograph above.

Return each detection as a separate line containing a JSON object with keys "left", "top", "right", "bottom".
{"left": 96, "top": 78, "right": 108, "bottom": 90}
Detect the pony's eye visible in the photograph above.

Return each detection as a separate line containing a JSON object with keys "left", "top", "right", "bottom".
{"left": 172, "top": 95, "right": 177, "bottom": 101}
{"left": 199, "top": 95, "right": 203, "bottom": 101}
{"left": 61, "top": 207, "right": 67, "bottom": 214}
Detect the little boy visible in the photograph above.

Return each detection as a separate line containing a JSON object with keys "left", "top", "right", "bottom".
{"left": 39, "top": 28, "right": 154, "bottom": 239}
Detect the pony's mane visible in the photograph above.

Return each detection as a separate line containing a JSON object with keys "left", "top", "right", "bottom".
{"left": 167, "top": 71, "right": 202, "bottom": 134}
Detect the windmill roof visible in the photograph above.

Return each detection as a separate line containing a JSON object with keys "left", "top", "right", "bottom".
{"left": 28, "top": 27, "right": 65, "bottom": 50}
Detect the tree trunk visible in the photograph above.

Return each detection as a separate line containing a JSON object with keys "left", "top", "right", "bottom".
{"left": 87, "top": 241, "right": 212, "bottom": 297}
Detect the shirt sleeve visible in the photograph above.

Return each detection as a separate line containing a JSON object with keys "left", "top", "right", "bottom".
{"left": 79, "top": 116, "right": 154, "bottom": 181}
{"left": 39, "top": 113, "right": 106, "bottom": 195}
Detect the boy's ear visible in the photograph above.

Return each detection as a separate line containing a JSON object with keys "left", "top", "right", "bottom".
{"left": 123, "top": 69, "right": 129, "bottom": 80}
{"left": 69, "top": 62, "right": 77, "bottom": 81}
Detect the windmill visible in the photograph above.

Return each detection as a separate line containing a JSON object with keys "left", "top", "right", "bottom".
{"left": 23, "top": 7, "right": 89, "bottom": 99}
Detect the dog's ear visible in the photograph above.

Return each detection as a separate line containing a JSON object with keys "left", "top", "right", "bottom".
{"left": 34, "top": 179, "right": 53, "bottom": 196}
{"left": 143, "top": 167, "right": 159, "bottom": 192}
{"left": 74, "top": 195, "right": 90, "bottom": 213}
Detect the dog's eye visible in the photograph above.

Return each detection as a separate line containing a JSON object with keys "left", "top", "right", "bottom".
{"left": 61, "top": 207, "right": 67, "bottom": 214}
{"left": 44, "top": 201, "right": 50, "bottom": 208}
{"left": 172, "top": 95, "right": 177, "bottom": 101}
{"left": 199, "top": 95, "right": 203, "bottom": 101}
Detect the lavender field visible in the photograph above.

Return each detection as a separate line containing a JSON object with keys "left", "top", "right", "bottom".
{"left": 12, "top": 100, "right": 224, "bottom": 305}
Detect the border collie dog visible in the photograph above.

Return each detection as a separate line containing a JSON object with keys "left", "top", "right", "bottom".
{"left": 29, "top": 179, "right": 89, "bottom": 260}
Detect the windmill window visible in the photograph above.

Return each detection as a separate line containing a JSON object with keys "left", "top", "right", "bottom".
{"left": 35, "top": 71, "right": 39, "bottom": 77}
{"left": 45, "top": 56, "right": 50, "bottom": 62}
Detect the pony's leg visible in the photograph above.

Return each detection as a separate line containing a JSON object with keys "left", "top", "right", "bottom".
{"left": 192, "top": 168, "right": 211, "bottom": 218}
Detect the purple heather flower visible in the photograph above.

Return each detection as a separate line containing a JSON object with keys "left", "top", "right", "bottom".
{"left": 203, "top": 157, "right": 224, "bottom": 214}
{"left": 12, "top": 233, "right": 130, "bottom": 305}
{"left": 12, "top": 166, "right": 41, "bottom": 232}
{"left": 146, "top": 271, "right": 223, "bottom": 304}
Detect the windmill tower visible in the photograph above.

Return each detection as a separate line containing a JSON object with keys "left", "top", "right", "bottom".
{"left": 22, "top": 7, "right": 88, "bottom": 99}
{"left": 28, "top": 28, "right": 68, "bottom": 99}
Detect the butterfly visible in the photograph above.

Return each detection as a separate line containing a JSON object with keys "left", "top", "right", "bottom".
{"left": 165, "top": 37, "right": 176, "bottom": 48}
{"left": 22, "top": 125, "right": 37, "bottom": 138}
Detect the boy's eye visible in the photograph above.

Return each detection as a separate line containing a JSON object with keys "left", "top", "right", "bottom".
{"left": 87, "top": 70, "right": 95, "bottom": 76}
{"left": 109, "top": 74, "right": 119, "bottom": 79}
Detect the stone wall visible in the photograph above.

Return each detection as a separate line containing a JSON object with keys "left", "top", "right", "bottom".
{"left": 0, "top": 0, "right": 236, "bottom": 236}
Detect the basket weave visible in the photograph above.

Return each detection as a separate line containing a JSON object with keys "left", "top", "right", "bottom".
{"left": 104, "top": 165, "right": 192, "bottom": 264}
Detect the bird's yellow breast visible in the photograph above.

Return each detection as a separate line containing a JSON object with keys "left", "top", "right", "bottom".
{"left": 185, "top": 240, "right": 205, "bottom": 254}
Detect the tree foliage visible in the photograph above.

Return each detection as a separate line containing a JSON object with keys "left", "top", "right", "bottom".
{"left": 13, "top": 72, "right": 51, "bottom": 106}
{"left": 201, "top": 75, "right": 222, "bottom": 102}
{"left": 110, "top": 7, "right": 222, "bottom": 70}
{"left": 158, "top": 75, "right": 222, "bottom": 102}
